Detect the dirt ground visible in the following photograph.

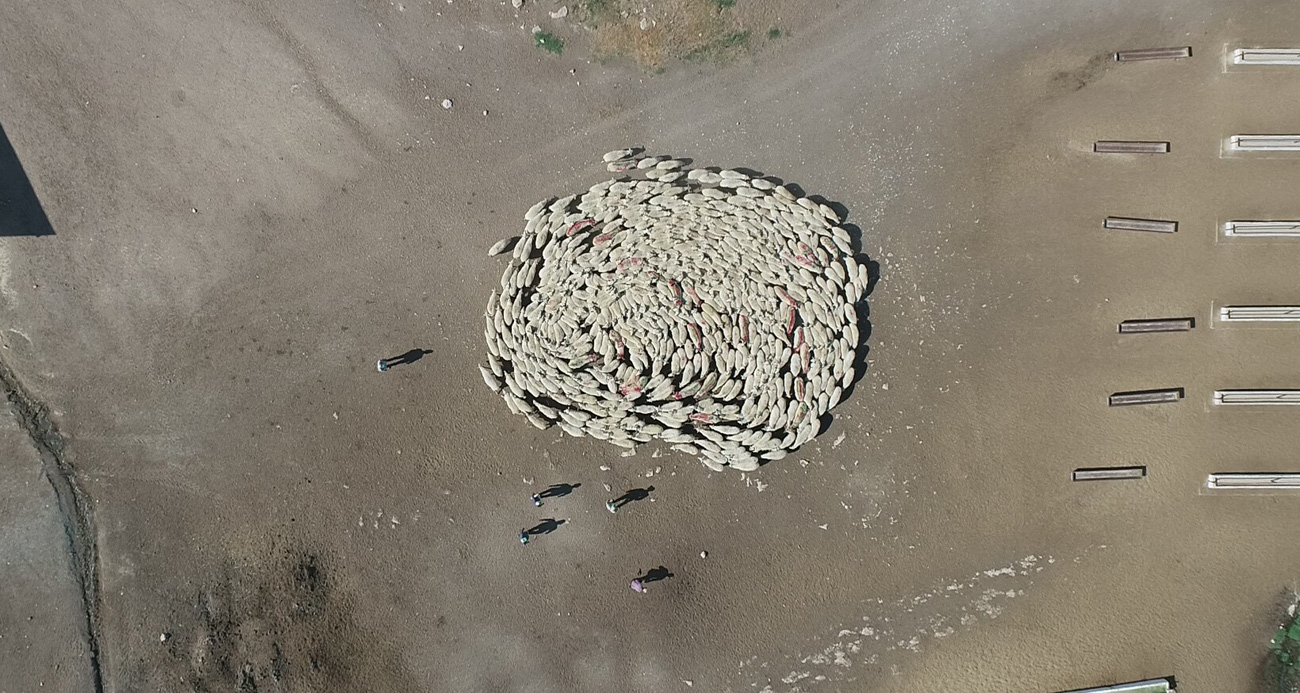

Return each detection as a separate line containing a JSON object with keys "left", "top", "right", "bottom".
{"left": 3, "top": 0, "right": 1300, "bottom": 691}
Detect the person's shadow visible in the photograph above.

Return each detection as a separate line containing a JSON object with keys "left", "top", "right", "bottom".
{"left": 525, "top": 518, "right": 567, "bottom": 536}
{"left": 382, "top": 348, "right": 432, "bottom": 368}
{"left": 635, "top": 566, "right": 673, "bottom": 584}
{"left": 538, "top": 483, "right": 580, "bottom": 500}
{"left": 610, "top": 486, "right": 653, "bottom": 510}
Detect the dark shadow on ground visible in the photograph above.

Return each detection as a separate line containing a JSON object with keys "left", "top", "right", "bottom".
{"left": 610, "top": 486, "right": 653, "bottom": 510}
{"left": 525, "top": 518, "right": 567, "bottom": 536}
{"left": 0, "top": 123, "right": 55, "bottom": 237}
{"left": 635, "top": 566, "right": 674, "bottom": 583}
{"left": 380, "top": 349, "right": 432, "bottom": 369}
{"left": 538, "top": 483, "right": 580, "bottom": 500}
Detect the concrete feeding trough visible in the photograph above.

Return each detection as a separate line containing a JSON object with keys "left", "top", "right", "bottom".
{"left": 1218, "top": 306, "right": 1300, "bottom": 323}
{"left": 1213, "top": 390, "right": 1300, "bottom": 405}
{"left": 1118, "top": 318, "right": 1194, "bottom": 333}
{"left": 1094, "top": 141, "right": 1170, "bottom": 154}
{"left": 1207, "top": 473, "right": 1300, "bottom": 490}
{"left": 1109, "top": 388, "right": 1184, "bottom": 406}
{"left": 1232, "top": 48, "right": 1300, "bottom": 65}
{"left": 1056, "top": 676, "right": 1176, "bottom": 693}
{"left": 1115, "top": 46, "right": 1191, "bottom": 61}
{"left": 1072, "top": 466, "right": 1147, "bottom": 481}
{"left": 1228, "top": 135, "right": 1300, "bottom": 151}
{"left": 1222, "top": 220, "right": 1300, "bottom": 238}
{"left": 1104, "top": 217, "right": 1178, "bottom": 233}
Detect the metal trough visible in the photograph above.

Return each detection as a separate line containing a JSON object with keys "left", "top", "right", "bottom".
{"left": 1094, "top": 141, "right": 1170, "bottom": 154}
{"left": 1115, "top": 46, "right": 1192, "bottom": 61}
{"left": 1104, "top": 217, "right": 1178, "bottom": 233}
{"left": 1232, "top": 48, "right": 1300, "bottom": 65}
{"left": 1073, "top": 466, "right": 1147, "bottom": 481}
{"left": 1228, "top": 135, "right": 1300, "bottom": 151}
{"left": 1214, "top": 390, "right": 1300, "bottom": 405}
{"left": 1207, "top": 473, "right": 1300, "bottom": 490}
{"left": 1218, "top": 306, "right": 1300, "bottom": 322}
{"left": 1109, "top": 388, "right": 1184, "bottom": 406}
{"left": 1056, "top": 676, "right": 1175, "bottom": 693}
{"left": 1118, "top": 318, "right": 1194, "bottom": 333}
{"left": 1223, "top": 221, "right": 1300, "bottom": 238}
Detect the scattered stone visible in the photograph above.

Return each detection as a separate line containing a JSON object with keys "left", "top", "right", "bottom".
{"left": 480, "top": 151, "right": 867, "bottom": 473}
{"left": 512, "top": 0, "right": 523, "bottom": 7}
{"left": 441, "top": 98, "right": 453, "bottom": 109}
{"left": 549, "top": 5, "right": 567, "bottom": 18}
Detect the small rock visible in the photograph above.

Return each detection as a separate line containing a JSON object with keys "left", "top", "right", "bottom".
{"left": 159, "top": 632, "right": 170, "bottom": 643}
{"left": 441, "top": 98, "right": 453, "bottom": 109}
{"left": 512, "top": 0, "right": 523, "bottom": 7}
{"left": 531, "top": 25, "right": 542, "bottom": 33}
{"left": 699, "top": 550, "right": 708, "bottom": 558}
{"left": 549, "top": 5, "right": 567, "bottom": 18}
{"left": 639, "top": 17, "right": 649, "bottom": 31}
{"left": 599, "top": 465, "right": 610, "bottom": 471}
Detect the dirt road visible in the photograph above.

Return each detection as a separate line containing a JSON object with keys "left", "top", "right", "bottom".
{"left": 2, "top": 0, "right": 1299, "bottom": 691}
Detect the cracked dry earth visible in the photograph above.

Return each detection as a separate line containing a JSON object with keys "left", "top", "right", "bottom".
{"left": 5, "top": 0, "right": 1300, "bottom": 692}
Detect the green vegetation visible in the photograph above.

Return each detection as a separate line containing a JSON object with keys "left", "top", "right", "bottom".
{"left": 582, "top": 0, "right": 615, "bottom": 25}
{"left": 579, "top": 0, "right": 754, "bottom": 68}
{"left": 767, "top": 27, "right": 782, "bottom": 39}
{"left": 1270, "top": 604, "right": 1300, "bottom": 692}
{"left": 534, "top": 31, "right": 565, "bottom": 55}
{"left": 683, "top": 29, "right": 749, "bottom": 62}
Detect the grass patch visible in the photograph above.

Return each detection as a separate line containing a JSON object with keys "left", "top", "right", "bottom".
{"left": 1271, "top": 602, "right": 1300, "bottom": 692}
{"left": 684, "top": 29, "right": 750, "bottom": 62}
{"left": 767, "top": 27, "right": 781, "bottom": 39}
{"left": 534, "top": 31, "right": 565, "bottom": 55}
{"left": 583, "top": 0, "right": 752, "bottom": 68}
{"left": 582, "top": 0, "right": 616, "bottom": 26}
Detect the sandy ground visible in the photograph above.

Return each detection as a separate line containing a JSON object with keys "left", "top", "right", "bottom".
{"left": 3, "top": 0, "right": 1300, "bottom": 690}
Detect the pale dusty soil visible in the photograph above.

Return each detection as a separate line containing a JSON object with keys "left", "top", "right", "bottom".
{"left": 2, "top": 0, "right": 1300, "bottom": 691}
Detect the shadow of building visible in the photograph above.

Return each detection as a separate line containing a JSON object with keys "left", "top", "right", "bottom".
{"left": 0, "top": 123, "right": 55, "bottom": 237}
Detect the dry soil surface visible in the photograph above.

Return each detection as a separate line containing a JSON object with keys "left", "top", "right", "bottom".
{"left": 3, "top": 0, "right": 1300, "bottom": 691}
